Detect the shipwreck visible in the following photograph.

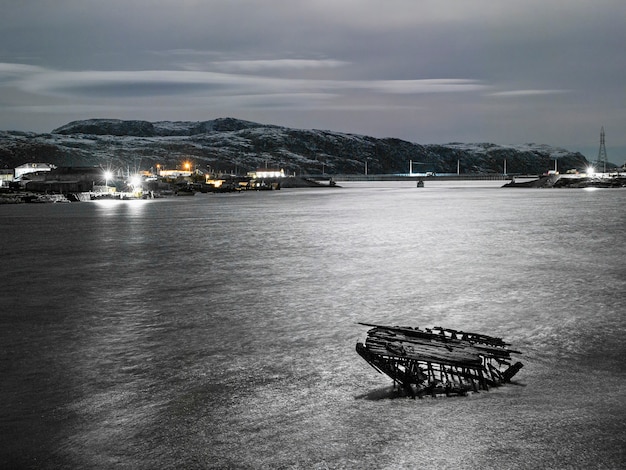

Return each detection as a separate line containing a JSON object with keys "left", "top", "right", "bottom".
{"left": 356, "top": 323, "right": 523, "bottom": 398}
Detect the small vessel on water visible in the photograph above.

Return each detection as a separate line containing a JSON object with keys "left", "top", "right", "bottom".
{"left": 356, "top": 323, "right": 523, "bottom": 398}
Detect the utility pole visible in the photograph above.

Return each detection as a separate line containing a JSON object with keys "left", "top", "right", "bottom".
{"left": 597, "top": 126, "right": 608, "bottom": 174}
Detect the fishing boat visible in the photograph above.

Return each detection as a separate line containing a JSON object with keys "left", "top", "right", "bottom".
{"left": 356, "top": 323, "right": 523, "bottom": 398}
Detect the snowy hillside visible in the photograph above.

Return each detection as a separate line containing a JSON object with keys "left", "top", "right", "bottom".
{"left": 0, "top": 118, "right": 590, "bottom": 175}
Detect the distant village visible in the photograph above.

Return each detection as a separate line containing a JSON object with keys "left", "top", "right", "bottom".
{"left": 0, "top": 162, "right": 313, "bottom": 203}
{"left": 1, "top": 158, "right": 624, "bottom": 204}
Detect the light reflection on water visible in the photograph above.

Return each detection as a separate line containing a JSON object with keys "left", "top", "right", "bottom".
{"left": 1, "top": 185, "right": 625, "bottom": 469}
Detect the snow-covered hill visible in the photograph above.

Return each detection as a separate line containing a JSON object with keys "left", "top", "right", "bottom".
{"left": 0, "top": 118, "right": 590, "bottom": 175}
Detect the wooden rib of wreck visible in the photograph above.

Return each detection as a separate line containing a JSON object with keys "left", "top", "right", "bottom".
{"left": 356, "top": 323, "right": 523, "bottom": 398}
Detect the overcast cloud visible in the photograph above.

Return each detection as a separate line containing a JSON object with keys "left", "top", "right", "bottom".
{"left": 1, "top": 0, "right": 624, "bottom": 162}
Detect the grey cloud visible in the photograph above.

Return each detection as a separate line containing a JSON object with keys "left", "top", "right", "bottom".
{"left": 488, "top": 90, "right": 573, "bottom": 97}
{"left": 210, "top": 59, "right": 350, "bottom": 73}
{"left": 0, "top": 0, "right": 624, "bottom": 162}
{"left": 13, "top": 67, "right": 490, "bottom": 100}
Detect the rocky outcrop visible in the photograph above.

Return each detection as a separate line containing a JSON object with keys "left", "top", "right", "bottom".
{"left": 53, "top": 119, "right": 157, "bottom": 137}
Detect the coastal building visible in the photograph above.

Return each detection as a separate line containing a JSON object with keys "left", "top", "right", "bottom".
{"left": 14, "top": 163, "right": 55, "bottom": 180}
{"left": 0, "top": 169, "right": 12, "bottom": 187}
{"left": 22, "top": 166, "right": 103, "bottom": 193}
{"left": 159, "top": 169, "right": 193, "bottom": 178}
{"left": 248, "top": 168, "right": 285, "bottom": 178}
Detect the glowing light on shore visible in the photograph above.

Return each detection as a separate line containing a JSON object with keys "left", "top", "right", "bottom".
{"left": 104, "top": 170, "right": 113, "bottom": 191}
{"left": 130, "top": 175, "right": 141, "bottom": 188}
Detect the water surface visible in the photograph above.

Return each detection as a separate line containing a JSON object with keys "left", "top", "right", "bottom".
{"left": 1, "top": 183, "right": 625, "bottom": 469}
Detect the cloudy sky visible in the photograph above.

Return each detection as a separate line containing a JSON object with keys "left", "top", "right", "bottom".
{"left": 1, "top": 0, "right": 625, "bottom": 163}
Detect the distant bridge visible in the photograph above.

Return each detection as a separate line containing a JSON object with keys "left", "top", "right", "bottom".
{"left": 303, "top": 174, "right": 519, "bottom": 182}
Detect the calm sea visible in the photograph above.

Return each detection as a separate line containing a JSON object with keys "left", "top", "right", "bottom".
{"left": 1, "top": 181, "right": 625, "bottom": 469}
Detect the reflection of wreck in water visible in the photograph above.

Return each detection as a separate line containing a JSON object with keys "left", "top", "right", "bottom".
{"left": 356, "top": 323, "right": 523, "bottom": 398}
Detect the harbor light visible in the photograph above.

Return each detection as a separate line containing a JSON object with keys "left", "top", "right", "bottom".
{"left": 128, "top": 175, "right": 142, "bottom": 197}
{"left": 130, "top": 175, "right": 141, "bottom": 188}
{"left": 104, "top": 170, "right": 113, "bottom": 191}
{"left": 586, "top": 166, "right": 595, "bottom": 176}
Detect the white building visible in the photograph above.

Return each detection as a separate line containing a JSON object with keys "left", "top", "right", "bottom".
{"left": 249, "top": 168, "right": 285, "bottom": 178}
{"left": 159, "top": 169, "right": 193, "bottom": 178}
{"left": 14, "top": 163, "right": 55, "bottom": 180}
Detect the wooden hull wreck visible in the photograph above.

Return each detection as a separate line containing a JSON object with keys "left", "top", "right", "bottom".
{"left": 356, "top": 323, "right": 523, "bottom": 398}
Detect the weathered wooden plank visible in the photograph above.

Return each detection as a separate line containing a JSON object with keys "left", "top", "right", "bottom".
{"left": 502, "top": 361, "right": 524, "bottom": 382}
{"left": 367, "top": 336, "right": 481, "bottom": 362}
{"left": 365, "top": 339, "right": 482, "bottom": 367}
{"left": 359, "top": 323, "right": 512, "bottom": 348}
{"left": 368, "top": 328, "right": 517, "bottom": 359}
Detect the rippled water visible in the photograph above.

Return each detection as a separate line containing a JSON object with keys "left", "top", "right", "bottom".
{"left": 1, "top": 182, "right": 625, "bottom": 469}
